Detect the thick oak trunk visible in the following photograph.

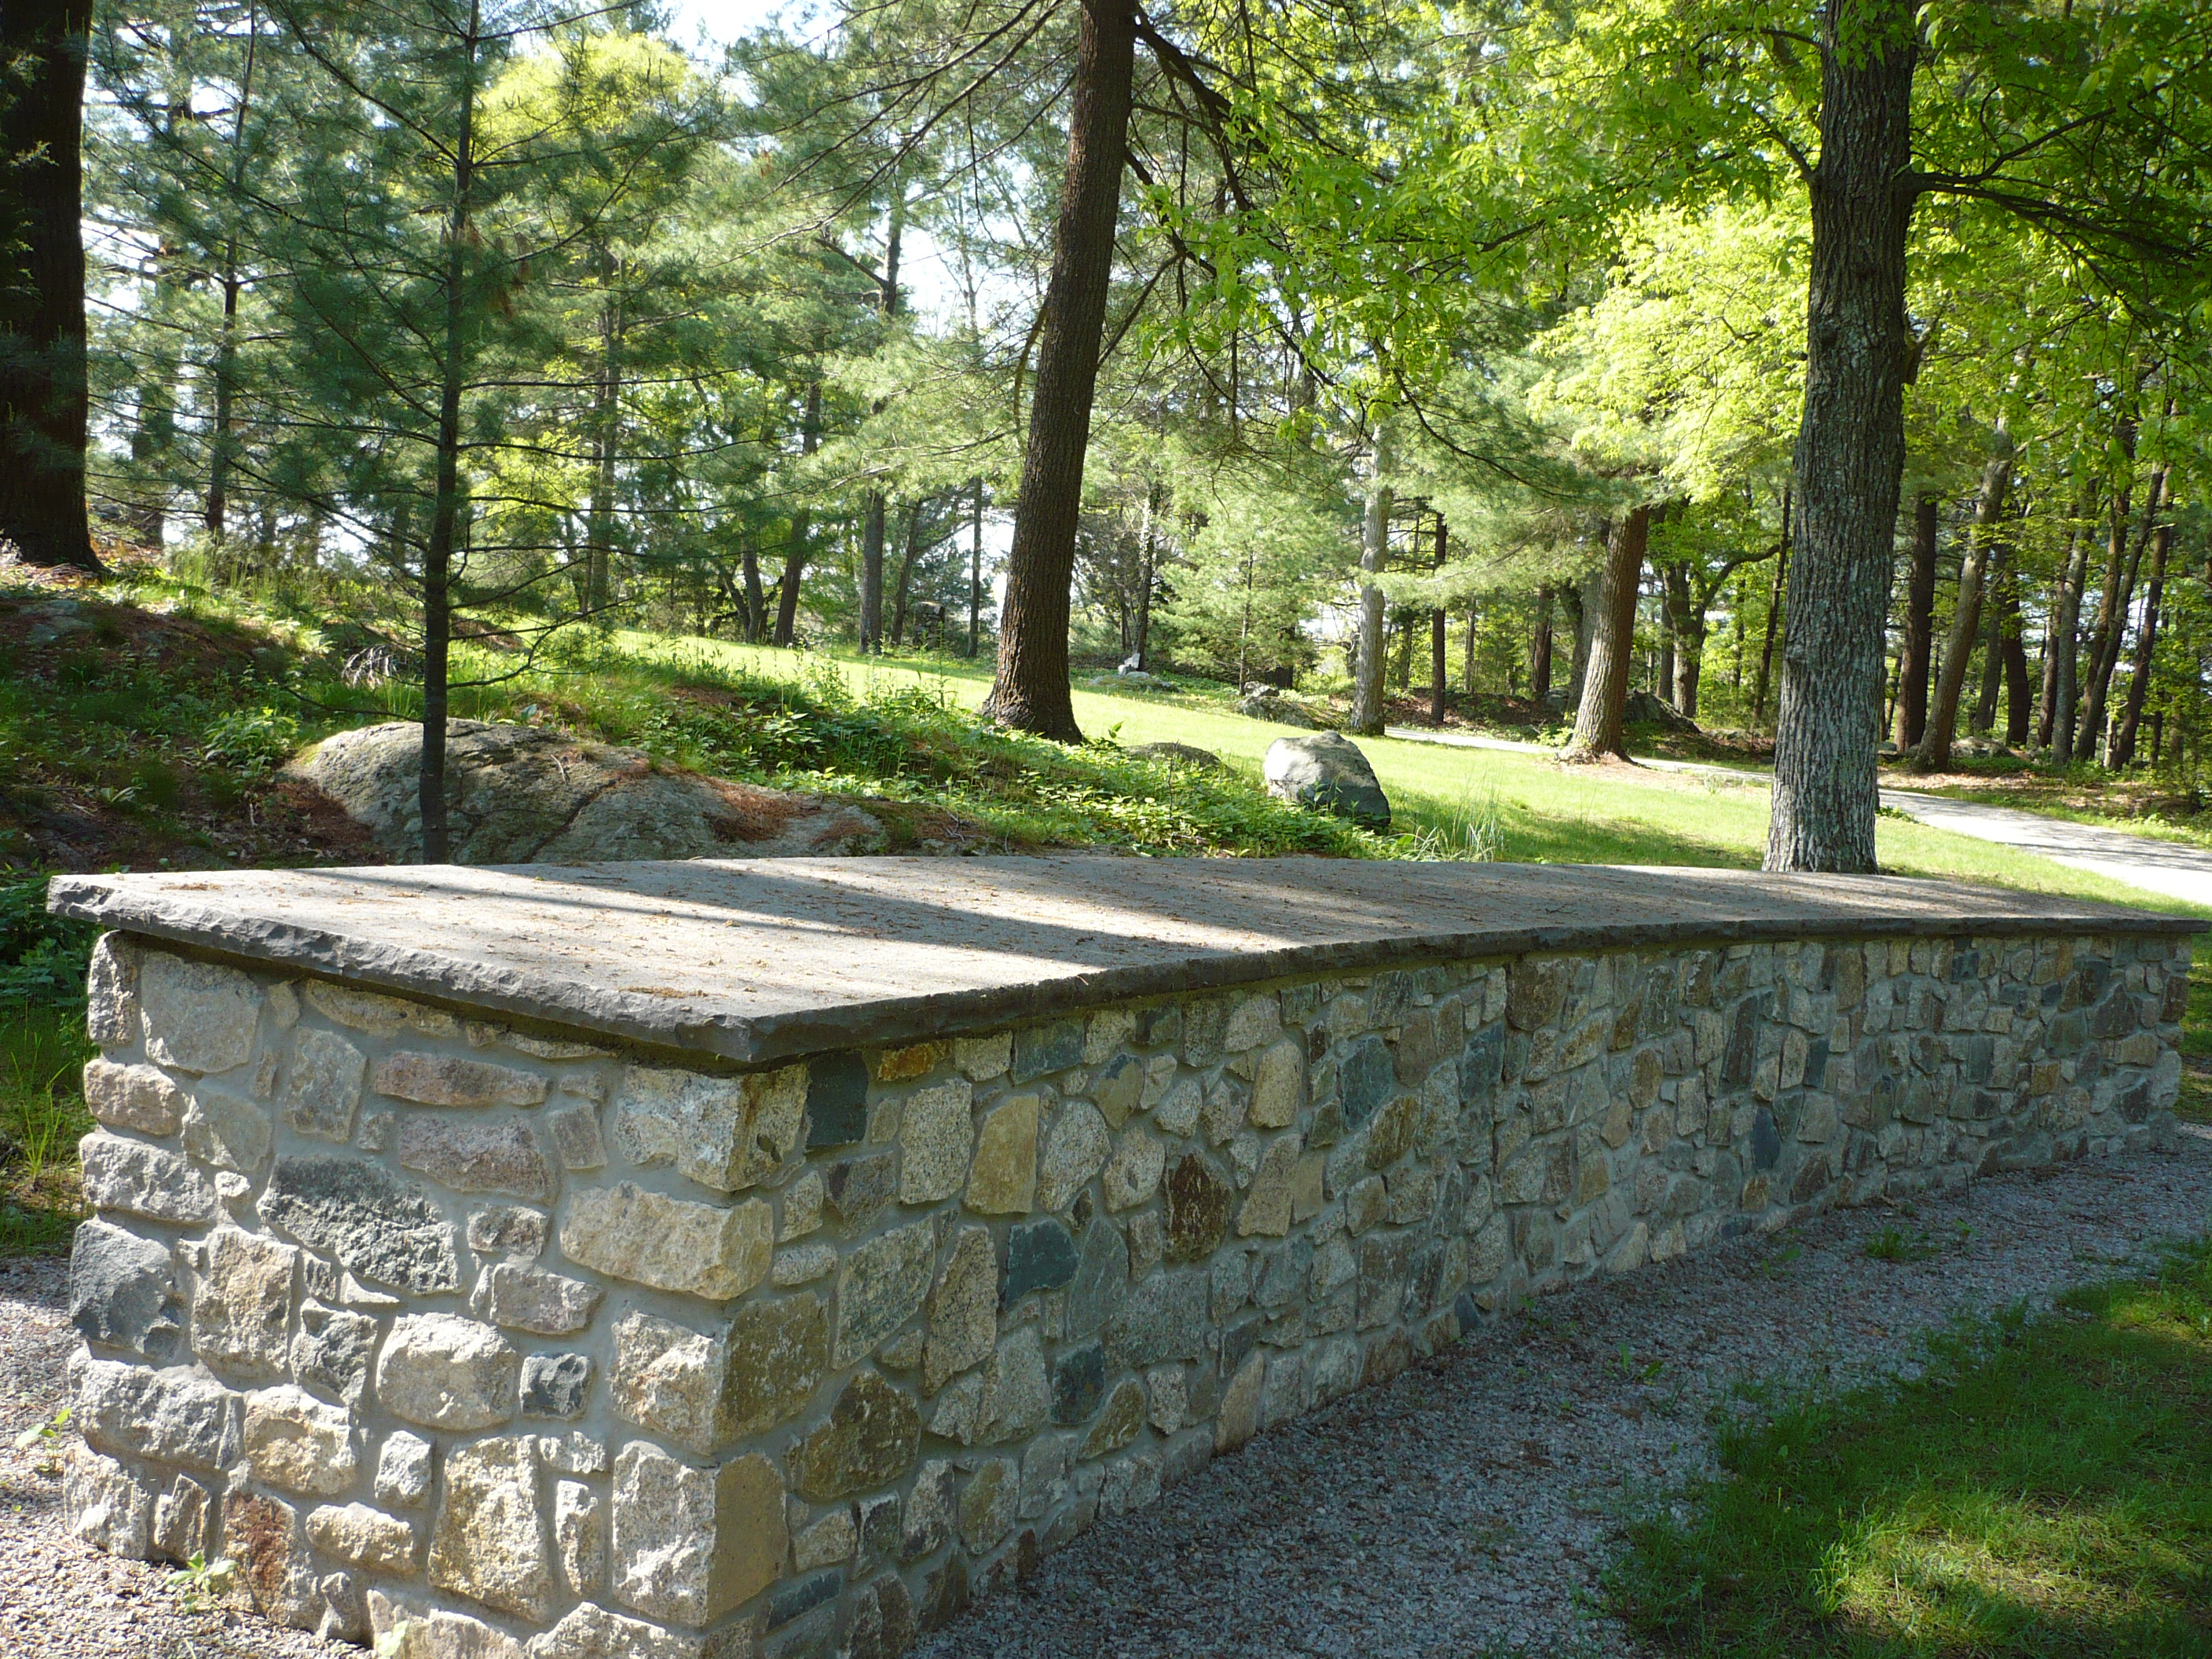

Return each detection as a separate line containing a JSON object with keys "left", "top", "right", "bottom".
{"left": 1767, "top": 5, "right": 1917, "bottom": 872}
{"left": 0, "top": 0, "right": 99, "bottom": 570}
{"left": 1562, "top": 505, "right": 1648, "bottom": 761}
{"left": 1892, "top": 493, "right": 1937, "bottom": 747}
{"left": 983, "top": 0, "right": 1136, "bottom": 741}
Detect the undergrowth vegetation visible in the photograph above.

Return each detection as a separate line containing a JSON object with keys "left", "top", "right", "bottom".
{"left": 1607, "top": 1241, "right": 2212, "bottom": 1657}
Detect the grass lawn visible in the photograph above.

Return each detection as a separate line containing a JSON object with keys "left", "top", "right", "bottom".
{"left": 1606, "top": 1241, "right": 2212, "bottom": 1657}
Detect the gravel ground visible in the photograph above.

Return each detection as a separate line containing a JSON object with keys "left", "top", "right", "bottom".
{"left": 2, "top": 1133, "right": 2207, "bottom": 1659}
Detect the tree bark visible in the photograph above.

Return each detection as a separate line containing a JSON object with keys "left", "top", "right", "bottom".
{"left": 772, "top": 383, "right": 820, "bottom": 648}
{"left": 982, "top": 0, "right": 1136, "bottom": 741}
{"left": 740, "top": 543, "right": 765, "bottom": 641}
{"left": 1562, "top": 505, "right": 1648, "bottom": 761}
{"left": 584, "top": 278, "right": 621, "bottom": 619}
{"left": 1529, "top": 587, "right": 1553, "bottom": 705}
{"left": 1428, "top": 511, "right": 1448, "bottom": 726}
{"left": 1970, "top": 543, "right": 2006, "bottom": 735}
{"left": 1892, "top": 492, "right": 1936, "bottom": 747}
{"left": 1565, "top": 555, "right": 1601, "bottom": 713}
{"left": 1752, "top": 493, "right": 1789, "bottom": 724}
{"left": 859, "top": 493, "right": 887, "bottom": 651}
{"left": 969, "top": 477, "right": 985, "bottom": 657}
{"left": 890, "top": 500, "right": 923, "bottom": 646}
{"left": 0, "top": 0, "right": 99, "bottom": 570}
{"left": 1914, "top": 430, "right": 2011, "bottom": 771}
{"left": 1998, "top": 571, "right": 2030, "bottom": 748}
{"left": 2078, "top": 466, "right": 2163, "bottom": 762}
{"left": 2109, "top": 522, "right": 2170, "bottom": 768}
{"left": 2047, "top": 512, "right": 2092, "bottom": 763}
{"left": 1660, "top": 562, "right": 1705, "bottom": 718}
{"left": 1131, "top": 482, "right": 1154, "bottom": 668}
{"left": 1767, "top": 3, "right": 1918, "bottom": 872}
{"left": 1463, "top": 603, "right": 1478, "bottom": 696}
{"left": 1350, "top": 421, "right": 1391, "bottom": 734}
{"left": 418, "top": 0, "right": 483, "bottom": 865}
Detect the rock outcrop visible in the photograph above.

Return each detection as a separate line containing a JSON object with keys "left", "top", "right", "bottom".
{"left": 291, "top": 720, "right": 881, "bottom": 865}
{"left": 1262, "top": 733, "right": 1390, "bottom": 830}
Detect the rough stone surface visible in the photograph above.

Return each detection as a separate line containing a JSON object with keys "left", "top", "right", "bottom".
{"left": 430, "top": 1434, "right": 553, "bottom": 1620}
{"left": 789, "top": 1370, "right": 923, "bottom": 1500}
{"left": 189, "top": 1228, "right": 297, "bottom": 1379}
{"left": 474, "top": 1263, "right": 602, "bottom": 1335}
{"left": 181, "top": 1083, "right": 273, "bottom": 1173}
{"left": 69, "top": 1218, "right": 180, "bottom": 1358}
{"left": 308, "top": 1502, "right": 418, "bottom": 1574}
{"left": 64, "top": 1443, "right": 153, "bottom": 1558}
{"left": 79, "top": 1132, "right": 218, "bottom": 1225}
{"left": 614, "top": 1064, "right": 805, "bottom": 1193}
{"left": 1036, "top": 1101, "right": 1109, "bottom": 1212}
{"left": 835, "top": 1218, "right": 936, "bottom": 1368}
{"left": 291, "top": 718, "right": 883, "bottom": 864}
{"left": 1261, "top": 734, "right": 1391, "bottom": 830}
{"left": 374, "top": 1050, "right": 548, "bottom": 1108}
{"left": 282, "top": 1028, "right": 368, "bottom": 1141}
{"left": 899, "top": 1079, "right": 976, "bottom": 1203}
{"left": 82, "top": 1059, "right": 186, "bottom": 1136}
{"left": 400, "top": 1118, "right": 555, "bottom": 1201}
{"left": 291, "top": 1302, "right": 379, "bottom": 1404}
{"left": 612, "top": 1443, "right": 786, "bottom": 1628}
{"left": 965, "top": 1095, "right": 1038, "bottom": 1214}
{"left": 376, "top": 1313, "right": 519, "bottom": 1430}
{"left": 558, "top": 1182, "right": 771, "bottom": 1302}
{"left": 522, "top": 1352, "right": 594, "bottom": 1419}
{"left": 261, "top": 1155, "right": 459, "bottom": 1295}
{"left": 925, "top": 1228, "right": 997, "bottom": 1392}
{"left": 137, "top": 951, "right": 259, "bottom": 1075}
{"left": 376, "top": 1433, "right": 434, "bottom": 1509}
{"left": 243, "top": 1384, "right": 358, "bottom": 1496}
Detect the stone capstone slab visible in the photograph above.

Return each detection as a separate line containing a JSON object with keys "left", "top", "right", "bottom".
{"left": 558, "top": 1182, "right": 771, "bottom": 1302}
{"left": 261, "top": 1155, "right": 460, "bottom": 1295}
{"left": 53, "top": 859, "right": 2192, "bottom": 1064}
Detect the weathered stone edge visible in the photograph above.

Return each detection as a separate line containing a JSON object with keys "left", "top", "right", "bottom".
{"left": 46, "top": 871, "right": 2201, "bottom": 1067}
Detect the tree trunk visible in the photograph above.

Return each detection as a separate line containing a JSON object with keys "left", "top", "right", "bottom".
{"left": 1350, "top": 421, "right": 1392, "bottom": 734}
{"left": 1566, "top": 555, "right": 1602, "bottom": 713}
{"left": 1752, "top": 493, "right": 1789, "bottom": 724}
{"left": 1463, "top": 603, "right": 1478, "bottom": 696}
{"left": 1767, "top": 3, "right": 1919, "bottom": 873}
{"left": 584, "top": 282, "right": 621, "bottom": 619}
{"left": 419, "top": 0, "right": 482, "bottom": 865}
{"left": 1892, "top": 492, "right": 1936, "bottom": 747}
{"left": 1131, "top": 482, "right": 1154, "bottom": 668}
{"left": 1661, "top": 562, "right": 1704, "bottom": 718}
{"left": 772, "top": 383, "right": 820, "bottom": 648}
{"left": 1913, "top": 431, "right": 2011, "bottom": 771}
{"left": 969, "top": 477, "right": 985, "bottom": 658}
{"left": 1970, "top": 544, "right": 2006, "bottom": 735}
{"left": 1530, "top": 587, "right": 1554, "bottom": 705}
{"left": 983, "top": 0, "right": 1136, "bottom": 741}
{"left": 2047, "top": 489, "right": 2097, "bottom": 760}
{"left": 859, "top": 494, "right": 887, "bottom": 651}
{"left": 2079, "top": 467, "right": 2163, "bottom": 762}
{"left": 1427, "top": 511, "right": 1448, "bottom": 725}
{"left": 0, "top": 0, "right": 99, "bottom": 570}
{"left": 890, "top": 500, "right": 923, "bottom": 646}
{"left": 1998, "top": 573, "right": 2030, "bottom": 748}
{"left": 740, "top": 544, "right": 765, "bottom": 641}
{"left": 1562, "top": 505, "right": 1649, "bottom": 761}
{"left": 2109, "top": 522, "right": 2170, "bottom": 768}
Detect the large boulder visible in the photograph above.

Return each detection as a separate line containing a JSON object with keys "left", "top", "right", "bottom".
{"left": 292, "top": 720, "right": 881, "bottom": 865}
{"left": 1236, "top": 687, "right": 1327, "bottom": 728}
{"left": 1126, "top": 742, "right": 1223, "bottom": 773}
{"left": 1262, "top": 734, "right": 1390, "bottom": 830}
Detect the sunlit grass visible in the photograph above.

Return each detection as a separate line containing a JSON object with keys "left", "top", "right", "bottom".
{"left": 1609, "top": 1242, "right": 2212, "bottom": 1657}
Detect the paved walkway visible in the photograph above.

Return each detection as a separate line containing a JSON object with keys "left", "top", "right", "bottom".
{"left": 1382, "top": 725, "right": 2212, "bottom": 909}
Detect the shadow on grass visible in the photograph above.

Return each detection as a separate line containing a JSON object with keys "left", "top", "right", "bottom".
{"left": 1606, "top": 1241, "right": 2212, "bottom": 1657}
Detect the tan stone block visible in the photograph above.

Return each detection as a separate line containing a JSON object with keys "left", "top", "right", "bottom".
{"left": 897, "top": 1077, "right": 975, "bottom": 1203}
{"left": 1215, "top": 1350, "right": 1265, "bottom": 1452}
{"left": 1037, "top": 1100, "right": 1109, "bottom": 1212}
{"left": 965, "top": 1095, "right": 1038, "bottom": 1214}
{"left": 877, "top": 1042, "right": 947, "bottom": 1082}
{"left": 552, "top": 1480, "right": 604, "bottom": 1597}
{"left": 924, "top": 1226, "right": 996, "bottom": 1393}
{"left": 613, "top": 1064, "right": 803, "bottom": 1192}
{"left": 374, "top": 1051, "right": 548, "bottom": 1109}
{"left": 139, "top": 953, "right": 259, "bottom": 1076}
{"left": 86, "top": 933, "right": 141, "bottom": 1049}
{"left": 1102, "top": 1127, "right": 1164, "bottom": 1210}
{"left": 789, "top": 1371, "right": 922, "bottom": 1500}
{"left": 1249, "top": 1038, "right": 1305, "bottom": 1129}
{"left": 958, "top": 1457, "right": 1017, "bottom": 1553}
{"left": 953, "top": 1031, "right": 1012, "bottom": 1082}
{"left": 612, "top": 1443, "right": 785, "bottom": 1628}
{"left": 281, "top": 1028, "right": 368, "bottom": 1141}
{"left": 1236, "top": 1137, "right": 1300, "bottom": 1237}
{"left": 430, "top": 1434, "right": 552, "bottom": 1621}
{"left": 307, "top": 1502, "right": 417, "bottom": 1574}
{"left": 83, "top": 1059, "right": 185, "bottom": 1136}
{"left": 189, "top": 1226, "right": 296, "bottom": 1379}
{"left": 560, "top": 1181, "right": 771, "bottom": 1302}
{"left": 244, "top": 1385, "right": 357, "bottom": 1497}
{"left": 376, "top": 1313, "right": 518, "bottom": 1431}
{"left": 1291, "top": 1152, "right": 1326, "bottom": 1223}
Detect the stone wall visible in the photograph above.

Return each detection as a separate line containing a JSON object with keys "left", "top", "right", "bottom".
{"left": 64, "top": 925, "right": 2189, "bottom": 1658}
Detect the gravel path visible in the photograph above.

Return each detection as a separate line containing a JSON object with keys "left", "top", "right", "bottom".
{"left": 3, "top": 1136, "right": 2206, "bottom": 1659}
